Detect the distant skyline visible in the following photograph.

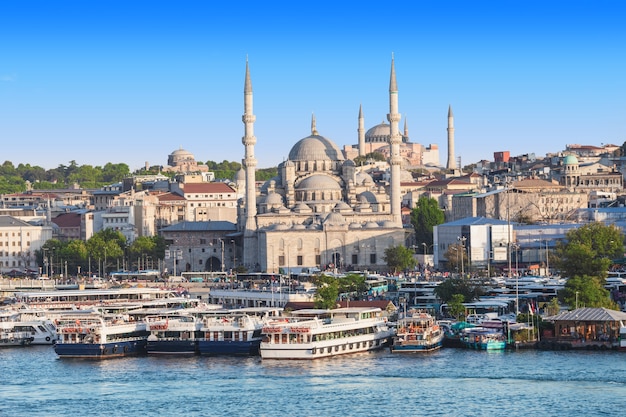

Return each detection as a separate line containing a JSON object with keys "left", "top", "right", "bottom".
{"left": 1, "top": 1, "right": 624, "bottom": 172}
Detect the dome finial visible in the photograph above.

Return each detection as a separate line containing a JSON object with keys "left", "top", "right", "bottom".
{"left": 311, "top": 112, "right": 318, "bottom": 135}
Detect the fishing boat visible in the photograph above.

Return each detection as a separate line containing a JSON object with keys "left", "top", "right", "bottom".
{"left": 0, "top": 308, "right": 57, "bottom": 345}
{"left": 196, "top": 308, "right": 279, "bottom": 356}
{"left": 391, "top": 311, "right": 444, "bottom": 353}
{"left": 53, "top": 311, "right": 149, "bottom": 359}
{"left": 260, "top": 307, "right": 394, "bottom": 360}
{"left": 460, "top": 327, "right": 508, "bottom": 350}
{"left": 145, "top": 312, "right": 201, "bottom": 355}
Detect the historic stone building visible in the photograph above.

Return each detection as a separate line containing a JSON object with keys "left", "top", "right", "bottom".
{"left": 238, "top": 59, "right": 406, "bottom": 273}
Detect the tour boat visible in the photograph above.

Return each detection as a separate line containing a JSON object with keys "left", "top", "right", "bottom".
{"left": 460, "top": 327, "right": 508, "bottom": 350}
{"left": 145, "top": 312, "right": 201, "bottom": 355}
{"left": 53, "top": 311, "right": 149, "bottom": 359}
{"left": 391, "top": 311, "right": 444, "bottom": 353}
{"left": 0, "top": 308, "right": 57, "bottom": 345}
{"left": 260, "top": 307, "right": 394, "bottom": 360}
{"left": 620, "top": 325, "right": 626, "bottom": 351}
{"left": 196, "top": 309, "right": 269, "bottom": 356}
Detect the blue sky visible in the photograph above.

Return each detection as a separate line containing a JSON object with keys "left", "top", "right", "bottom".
{"left": 1, "top": 1, "right": 624, "bottom": 171}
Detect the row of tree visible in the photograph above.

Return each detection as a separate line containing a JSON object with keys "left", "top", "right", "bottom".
{"left": 38, "top": 230, "right": 166, "bottom": 277}
{"left": 0, "top": 159, "right": 278, "bottom": 194}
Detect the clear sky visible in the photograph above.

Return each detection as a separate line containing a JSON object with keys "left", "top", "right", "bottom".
{"left": 1, "top": 1, "right": 624, "bottom": 172}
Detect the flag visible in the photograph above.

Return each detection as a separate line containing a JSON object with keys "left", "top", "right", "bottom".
{"left": 528, "top": 302, "right": 534, "bottom": 315}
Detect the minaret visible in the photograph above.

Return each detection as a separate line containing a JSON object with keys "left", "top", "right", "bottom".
{"left": 242, "top": 59, "right": 258, "bottom": 267}
{"left": 311, "top": 113, "right": 318, "bottom": 135}
{"left": 446, "top": 105, "right": 456, "bottom": 170}
{"left": 403, "top": 118, "right": 409, "bottom": 141}
{"left": 387, "top": 56, "right": 402, "bottom": 226}
{"left": 358, "top": 104, "right": 365, "bottom": 157}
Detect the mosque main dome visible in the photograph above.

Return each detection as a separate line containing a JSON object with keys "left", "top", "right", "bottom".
{"left": 288, "top": 135, "right": 345, "bottom": 162}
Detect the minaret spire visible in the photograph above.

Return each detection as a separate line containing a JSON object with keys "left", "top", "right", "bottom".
{"left": 447, "top": 105, "right": 456, "bottom": 170}
{"left": 387, "top": 54, "right": 402, "bottom": 226}
{"left": 358, "top": 104, "right": 365, "bottom": 157}
{"left": 242, "top": 58, "right": 258, "bottom": 267}
{"left": 311, "top": 113, "right": 318, "bottom": 135}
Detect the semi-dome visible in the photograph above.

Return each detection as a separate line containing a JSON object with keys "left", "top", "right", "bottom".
{"left": 265, "top": 192, "right": 284, "bottom": 206}
{"left": 235, "top": 168, "right": 246, "bottom": 182}
{"left": 324, "top": 212, "right": 345, "bottom": 226}
{"left": 297, "top": 175, "right": 341, "bottom": 190}
{"left": 288, "top": 135, "right": 344, "bottom": 162}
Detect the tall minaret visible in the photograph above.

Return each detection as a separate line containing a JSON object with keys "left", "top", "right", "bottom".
{"left": 387, "top": 56, "right": 402, "bottom": 226}
{"left": 446, "top": 105, "right": 456, "bottom": 170}
{"left": 358, "top": 104, "right": 365, "bottom": 157}
{"left": 242, "top": 59, "right": 258, "bottom": 266}
{"left": 403, "top": 118, "right": 409, "bottom": 141}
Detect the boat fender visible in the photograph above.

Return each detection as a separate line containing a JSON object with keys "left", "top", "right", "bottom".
{"left": 9, "top": 338, "right": 15, "bottom": 343}
{"left": 123, "top": 346, "right": 129, "bottom": 353}
{"left": 561, "top": 328, "right": 567, "bottom": 335}
{"left": 45, "top": 336, "right": 51, "bottom": 342}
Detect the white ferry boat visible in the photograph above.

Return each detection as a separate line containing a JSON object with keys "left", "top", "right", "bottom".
{"left": 0, "top": 310, "right": 35, "bottom": 347}
{"left": 54, "top": 310, "right": 149, "bottom": 359}
{"left": 260, "top": 307, "right": 394, "bottom": 360}
{"left": 0, "top": 308, "right": 58, "bottom": 345}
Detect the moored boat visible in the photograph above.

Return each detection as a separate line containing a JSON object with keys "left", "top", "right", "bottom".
{"left": 145, "top": 312, "right": 200, "bottom": 355}
{"left": 0, "top": 308, "right": 57, "bottom": 346}
{"left": 391, "top": 311, "right": 444, "bottom": 353}
{"left": 197, "top": 309, "right": 271, "bottom": 356}
{"left": 260, "top": 307, "right": 394, "bottom": 360}
{"left": 53, "top": 311, "right": 149, "bottom": 359}
{"left": 460, "top": 327, "right": 507, "bottom": 350}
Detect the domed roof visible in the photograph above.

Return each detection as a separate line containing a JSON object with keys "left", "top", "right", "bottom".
{"left": 333, "top": 202, "right": 353, "bottom": 213}
{"left": 235, "top": 168, "right": 246, "bottom": 181}
{"left": 324, "top": 212, "right": 345, "bottom": 226}
{"left": 364, "top": 221, "right": 379, "bottom": 229}
{"left": 365, "top": 122, "right": 390, "bottom": 141}
{"left": 171, "top": 147, "right": 193, "bottom": 157}
{"left": 355, "top": 172, "right": 374, "bottom": 185}
{"left": 288, "top": 135, "right": 344, "bottom": 162}
{"left": 563, "top": 155, "right": 579, "bottom": 165}
{"left": 381, "top": 220, "right": 396, "bottom": 228}
{"left": 349, "top": 222, "right": 363, "bottom": 229}
{"left": 265, "top": 192, "right": 284, "bottom": 206}
{"left": 297, "top": 175, "right": 341, "bottom": 190}
{"left": 365, "top": 121, "right": 408, "bottom": 143}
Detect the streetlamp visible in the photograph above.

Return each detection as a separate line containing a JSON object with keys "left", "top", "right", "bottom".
{"left": 457, "top": 236, "right": 466, "bottom": 276}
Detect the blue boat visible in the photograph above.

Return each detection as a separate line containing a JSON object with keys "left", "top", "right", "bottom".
{"left": 460, "top": 327, "right": 507, "bottom": 350}
{"left": 197, "top": 308, "right": 279, "bottom": 356}
{"left": 145, "top": 312, "right": 201, "bottom": 355}
{"left": 53, "top": 311, "right": 149, "bottom": 359}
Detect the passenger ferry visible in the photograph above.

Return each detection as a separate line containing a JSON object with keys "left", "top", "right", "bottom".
{"left": 0, "top": 308, "right": 58, "bottom": 345}
{"left": 0, "top": 310, "right": 35, "bottom": 347}
{"left": 53, "top": 310, "right": 149, "bottom": 359}
{"left": 391, "top": 311, "right": 444, "bottom": 353}
{"left": 145, "top": 312, "right": 201, "bottom": 355}
{"left": 260, "top": 307, "right": 394, "bottom": 360}
{"left": 197, "top": 307, "right": 281, "bottom": 356}
{"left": 460, "top": 327, "right": 508, "bottom": 350}
{"left": 14, "top": 287, "right": 184, "bottom": 310}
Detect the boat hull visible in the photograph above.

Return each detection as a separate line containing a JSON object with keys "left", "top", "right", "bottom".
{"left": 390, "top": 338, "right": 443, "bottom": 353}
{"left": 147, "top": 340, "right": 198, "bottom": 355}
{"left": 260, "top": 333, "right": 392, "bottom": 360}
{"left": 54, "top": 340, "right": 147, "bottom": 359}
{"left": 198, "top": 340, "right": 261, "bottom": 356}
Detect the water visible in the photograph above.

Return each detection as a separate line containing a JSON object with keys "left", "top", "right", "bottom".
{"left": 1, "top": 346, "right": 625, "bottom": 417}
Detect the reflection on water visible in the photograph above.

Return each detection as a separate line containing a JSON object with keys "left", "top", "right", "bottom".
{"left": 1, "top": 346, "right": 624, "bottom": 417}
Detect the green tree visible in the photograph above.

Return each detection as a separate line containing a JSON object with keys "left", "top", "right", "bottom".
{"left": 447, "top": 294, "right": 466, "bottom": 320}
{"left": 337, "top": 273, "right": 367, "bottom": 298}
{"left": 555, "top": 222, "right": 623, "bottom": 280}
{"left": 433, "top": 276, "right": 484, "bottom": 304}
{"left": 313, "top": 275, "right": 340, "bottom": 309}
{"left": 383, "top": 245, "right": 416, "bottom": 274}
{"left": 353, "top": 152, "right": 385, "bottom": 166}
{"left": 560, "top": 275, "right": 618, "bottom": 309}
{"left": 410, "top": 196, "right": 445, "bottom": 252}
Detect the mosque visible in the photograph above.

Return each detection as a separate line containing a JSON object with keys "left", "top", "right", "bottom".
{"left": 236, "top": 58, "right": 411, "bottom": 273}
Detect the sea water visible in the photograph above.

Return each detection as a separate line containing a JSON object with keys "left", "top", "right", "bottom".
{"left": 1, "top": 346, "right": 624, "bottom": 417}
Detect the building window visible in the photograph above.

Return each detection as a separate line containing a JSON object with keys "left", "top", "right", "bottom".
{"left": 352, "top": 254, "right": 358, "bottom": 265}
{"left": 370, "top": 253, "right": 376, "bottom": 264}
{"left": 297, "top": 256, "right": 303, "bottom": 266}
{"left": 279, "top": 255, "right": 285, "bottom": 266}
{"left": 315, "top": 255, "right": 321, "bottom": 265}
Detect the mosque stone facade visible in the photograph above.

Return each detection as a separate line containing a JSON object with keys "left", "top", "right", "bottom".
{"left": 238, "top": 59, "right": 406, "bottom": 273}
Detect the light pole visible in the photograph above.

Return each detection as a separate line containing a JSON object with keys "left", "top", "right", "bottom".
{"left": 219, "top": 239, "right": 225, "bottom": 273}
{"left": 457, "top": 236, "right": 466, "bottom": 276}
{"left": 231, "top": 240, "right": 236, "bottom": 271}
